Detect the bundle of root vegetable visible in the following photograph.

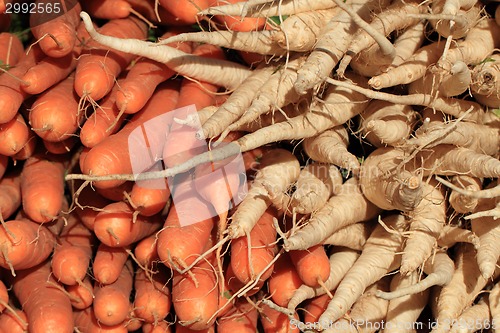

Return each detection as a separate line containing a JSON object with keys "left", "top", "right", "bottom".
{"left": 0, "top": 0, "right": 499, "bottom": 332}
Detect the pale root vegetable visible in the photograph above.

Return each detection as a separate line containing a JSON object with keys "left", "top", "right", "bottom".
{"left": 80, "top": 11, "right": 252, "bottom": 91}
{"left": 449, "top": 296, "right": 491, "bottom": 333}
{"left": 449, "top": 176, "right": 482, "bottom": 214}
{"left": 376, "top": 250, "right": 454, "bottom": 300}
{"left": 470, "top": 195, "right": 500, "bottom": 279}
{"left": 317, "top": 214, "right": 407, "bottom": 326}
{"left": 218, "top": 54, "right": 305, "bottom": 141}
{"left": 350, "top": 21, "right": 426, "bottom": 77}
{"left": 201, "top": 0, "right": 336, "bottom": 17}
{"left": 327, "top": 76, "right": 485, "bottom": 123}
{"left": 470, "top": 52, "right": 500, "bottom": 108}
{"left": 369, "top": 40, "right": 446, "bottom": 89}
{"left": 259, "top": 303, "right": 300, "bottom": 333}
{"left": 271, "top": 7, "right": 342, "bottom": 52}
{"left": 337, "top": 0, "right": 427, "bottom": 76}
{"left": 437, "top": 224, "right": 480, "bottom": 250}
{"left": 294, "top": 0, "right": 388, "bottom": 94}
{"left": 346, "top": 277, "right": 391, "bottom": 333}
{"left": 287, "top": 247, "right": 360, "bottom": 311}
{"left": 382, "top": 271, "right": 430, "bottom": 333}
{"left": 265, "top": 162, "right": 343, "bottom": 215}
{"left": 358, "top": 147, "right": 424, "bottom": 212}
{"left": 489, "top": 281, "right": 500, "bottom": 333}
{"left": 428, "top": 0, "right": 481, "bottom": 39}
{"left": 159, "top": 30, "right": 285, "bottom": 56}
{"left": 431, "top": 243, "right": 499, "bottom": 333}
{"left": 359, "top": 100, "right": 417, "bottom": 148}
{"left": 400, "top": 178, "right": 447, "bottom": 275}
{"left": 284, "top": 177, "right": 380, "bottom": 251}
{"left": 199, "top": 63, "right": 276, "bottom": 139}
{"left": 321, "top": 222, "right": 376, "bottom": 251}
{"left": 302, "top": 127, "right": 361, "bottom": 174}
{"left": 227, "top": 148, "right": 300, "bottom": 239}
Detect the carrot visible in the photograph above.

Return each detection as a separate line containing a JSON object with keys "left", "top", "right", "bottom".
{"left": 287, "top": 247, "right": 361, "bottom": 311}
{"left": 226, "top": 261, "right": 264, "bottom": 297}
{"left": 285, "top": 177, "right": 380, "bottom": 251}
{"left": 43, "top": 136, "right": 78, "bottom": 154}
{"left": 115, "top": 31, "right": 191, "bottom": 115}
{"left": 74, "top": 307, "right": 128, "bottom": 333}
{"left": 127, "top": 178, "right": 170, "bottom": 217}
{"left": 93, "top": 243, "right": 130, "bottom": 285}
{"left": 0, "top": 45, "right": 43, "bottom": 124}
{"left": 317, "top": 214, "right": 407, "bottom": 326}
{"left": 29, "top": 74, "right": 81, "bottom": 143}
{"left": 81, "top": 0, "right": 135, "bottom": 20}
{"left": 74, "top": 16, "right": 148, "bottom": 101}
{"left": 0, "top": 306, "right": 27, "bottom": 333}
{"left": 157, "top": 0, "right": 210, "bottom": 25}
{"left": 51, "top": 213, "right": 95, "bottom": 285}
{"left": 302, "top": 293, "right": 330, "bottom": 324}
{"left": 29, "top": 0, "right": 82, "bottom": 58}
{"left": 73, "top": 181, "right": 112, "bottom": 230}
{"left": 0, "top": 113, "right": 29, "bottom": 156}
{"left": 20, "top": 154, "right": 65, "bottom": 223}
{"left": 0, "top": 217, "right": 64, "bottom": 275}
{"left": 142, "top": 321, "right": 173, "bottom": 333}
{"left": 94, "top": 201, "right": 163, "bottom": 247}
{"left": 260, "top": 304, "right": 300, "bottom": 333}
{"left": 126, "top": 0, "right": 186, "bottom": 26}
{"left": 267, "top": 252, "right": 303, "bottom": 308}
{"left": 133, "top": 267, "right": 171, "bottom": 323}
{"left": 66, "top": 275, "right": 94, "bottom": 310}
{"left": 0, "top": 168, "right": 21, "bottom": 223}
{"left": 217, "top": 299, "right": 258, "bottom": 333}
{"left": 95, "top": 181, "right": 134, "bottom": 202}
{"left": 94, "top": 260, "right": 134, "bottom": 326}
{"left": 231, "top": 207, "right": 278, "bottom": 285}
{"left": 288, "top": 244, "right": 330, "bottom": 288}
{"left": 0, "top": 32, "right": 23, "bottom": 69}
{"left": 201, "top": 0, "right": 335, "bottom": 17}
{"left": 12, "top": 129, "right": 38, "bottom": 161}
{"left": 79, "top": 12, "right": 252, "bottom": 91}
{"left": 175, "top": 323, "right": 214, "bottom": 333}
{"left": 11, "top": 260, "right": 74, "bottom": 333}
{"left": 80, "top": 80, "right": 180, "bottom": 189}
{"left": 213, "top": 0, "right": 267, "bottom": 31}
{"left": 133, "top": 234, "right": 159, "bottom": 268}
{"left": 172, "top": 245, "right": 219, "bottom": 330}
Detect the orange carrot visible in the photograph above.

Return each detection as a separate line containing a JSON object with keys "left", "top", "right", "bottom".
{"left": 66, "top": 275, "right": 94, "bottom": 310}
{"left": 20, "top": 154, "right": 65, "bottom": 223}
{"left": 29, "top": 74, "right": 81, "bottom": 142}
{"left": 114, "top": 30, "right": 191, "bottom": 115}
{"left": 128, "top": 177, "right": 170, "bottom": 217}
{"left": 260, "top": 304, "right": 300, "bottom": 333}
{"left": 175, "top": 323, "right": 215, "bottom": 333}
{"left": 73, "top": 181, "right": 112, "bottom": 230}
{"left": 81, "top": 0, "right": 135, "bottom": 20}
{"left": 94, "top": 260, "right": 134, "bottom": 326}
{"left": 12, "top": 129, "right": 38, "bottom": 161}
{"left": 212, "top": 0, "right": 267, "bottom": 32}
{"left": 93, "top": 243, "right": 130, "bottom": 284}
{"left": 226, "top": 262, "right": 264, "bottom": 297}
{"left": 268, "top": 253, "right": 304, "bottom": 307}
{"left": 0, "top": 32, "right": 23, "bottom": 68}
{"left": 303, "top": 293, "right": 331, "bottom": 324}
{"left": 158, "top": 0, "right": 210, "bottom": 25}
{"left": 133, "top": 234, "right": 160, "bottom": 268}
{"left": 0, "top": 218, "right": 63, "bottom": 274}
{"left": 74, "top": 307, "right": 128, "bottom": 333}
{"left": 0, "top": 168, "right": 21, "bottom": 222}
{"left": 80, "top": 80, "right": 180, "bottom": 189}
{"left": 0, "top": 45, "right": 44, "bottom": 124}
{"left": 11, "top": 260, "right": 74, "bottom": 333}
{"left": 51, "top": 213, "right": 95, "bottom": 285}
{"left": 43, "top": 136, "right": 78, "bottom": 154}
{"left": 143, "top": 321, "right": 173, "bottom": 333}
{"left": 79, "top": 78, "right": 127, "bottom": 148}
{"left": 126, "top": 0, "right": 187, "bottom": 26}
{"left": 289, "top": 245, "right": 331, "bottom": 288}
{"left": 0, "top": 113, "right": 29, "bottom": 156}
{"left": 0, "top": 306, "right": 27, "bottom": 333}
{"left": 29, "top": 0, "right": 82, "bottom": 58}
{"left": 93, "top": 201, "right": 163, "bottom": 247}
{"left": 172, "top": 247, "right": 219, "bottom": 330}
{"left": 133, "top": 267, "right": 172, "bottom": 323}
{"left": 231, "top": 207, "right": 278, "bottom": 284}
{"left": 74, "top": 16, "right": 147, "bottom": 101}
{"left": 95, "top": 181, "right": 134, "bottom": 202}
{"left": 217, "top": 299, "right": 259, "bottom": 333}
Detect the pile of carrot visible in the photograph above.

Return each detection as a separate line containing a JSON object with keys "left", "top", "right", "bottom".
{"left": 0, "top": 0, "right": 499, "bottom": 332}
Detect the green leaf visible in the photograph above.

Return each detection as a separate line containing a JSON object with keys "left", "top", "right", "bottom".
{"left": 267, "top": 15, "right": 288, "bottom": 25}
{"left": 0, "top": 60, "right": 10, "bottom": 71}
{"left": 357, "top": 156, "right": 365, "bottom": 165}
{"left": 492, "top": 108, "right": 500, "bottom": 118}
{"left": 222, "top": 290, "right": 232, "bottom": 299}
